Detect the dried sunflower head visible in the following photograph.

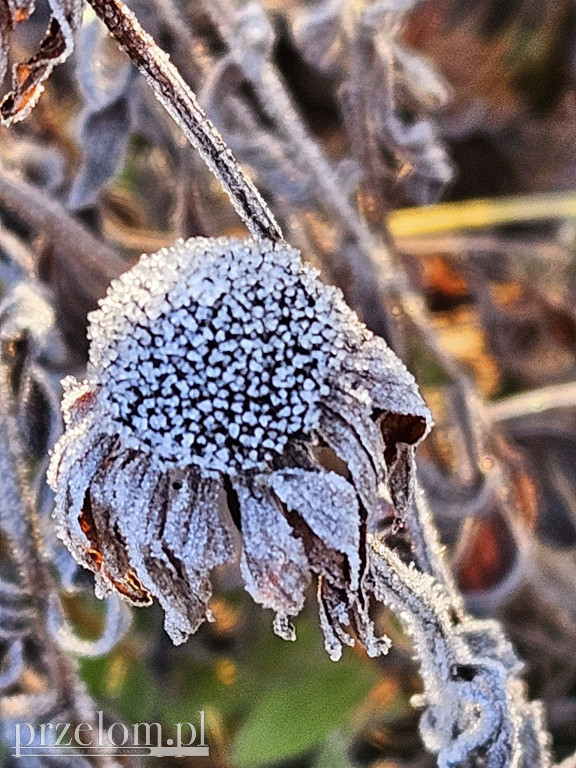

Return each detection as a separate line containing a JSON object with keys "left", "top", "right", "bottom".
{"left": 48, "top": 236, "right": 429, "bottom": 657}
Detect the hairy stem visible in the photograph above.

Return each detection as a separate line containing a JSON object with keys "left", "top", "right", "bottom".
{"left": 369, "top": 535, "right": 552, "bottom": 768}
{"left": 88, "top": 0, "right": 283, "bottom": 243}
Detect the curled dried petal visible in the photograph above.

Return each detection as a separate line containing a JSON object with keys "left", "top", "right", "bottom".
{"left": 0, "top": 0, "right": 85, "bottom": 125}
{"left": 234, "top": 476, "right": 310, "bottom": 625}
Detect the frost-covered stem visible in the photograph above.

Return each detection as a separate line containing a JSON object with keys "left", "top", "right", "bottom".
{"left": 88, "top": 0, "right": 283, "bottom": 242}
{"left": 369, "top": 535, "right": 552, "bottom": 767}
{"left": 410, "top": 482, "right": 465, "bottom": 616}
{"left": 369, "top": 536, "right": 457, "bottom": 689}
{"left": 0, "top": 370, "right": 109, "bottom": 764}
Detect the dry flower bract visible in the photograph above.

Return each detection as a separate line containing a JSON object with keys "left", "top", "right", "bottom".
{"left": 48, "top": 236, "right": 429, "bottom": 654}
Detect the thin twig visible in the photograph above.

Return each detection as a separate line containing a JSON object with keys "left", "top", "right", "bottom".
{"left": 0, "top": 164, "right": 125, "bottom": 272}
{"left": 488, "top": 383, "right": 576, "bottom": 423}
{"left": 88, "top": 0, "right": 283, "bottom": 243}
{"left": 395, "top": 232, "right": 571, "bottom": 259}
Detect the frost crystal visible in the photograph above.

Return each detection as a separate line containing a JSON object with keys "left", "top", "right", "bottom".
{"left": 49, "top": 236, "right": 430, "bottom": 653}
{"left": 88, "top": 237, "right": 350, "bottom": 472}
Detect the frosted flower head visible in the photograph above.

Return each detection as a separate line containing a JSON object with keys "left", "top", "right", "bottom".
{"left": 49, "top": 236, "right": 430, "bottom": 655}
{"left": 88, "top": 237, "right": 349, "bottom": 474}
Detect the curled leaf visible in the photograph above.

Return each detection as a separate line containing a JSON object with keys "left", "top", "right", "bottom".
{"left": 0, "top": 0, "right": 85, "bottom": 125}
{"left": 68, "top": 18, "right": 137, "bottom": 210}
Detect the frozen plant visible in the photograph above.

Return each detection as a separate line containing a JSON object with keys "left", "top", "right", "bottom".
{"left": 1, "top": 0, "right": 573, "bottom": 766}
{"left": 48, "top": 234, "right": 429, "bottom": 653}
{"left": 47, "top": 230, "right": 552, "bottom": 765}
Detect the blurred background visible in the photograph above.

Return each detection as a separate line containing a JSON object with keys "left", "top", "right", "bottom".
{"left": 1, "top": 0, "right": 576, "bottom": 766}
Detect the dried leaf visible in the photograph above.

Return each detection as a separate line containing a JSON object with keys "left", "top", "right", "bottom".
{"left": 68, "top": 19, "right": 137, "bottom": 210}
{"left": 0, "top": 0, "right": 85, "bottom": 125}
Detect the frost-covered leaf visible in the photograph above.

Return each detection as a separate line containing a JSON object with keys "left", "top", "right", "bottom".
{"left": 292, "top": 0, "right": 452, "bottom": 204}
{"left": 68, "top": 19, "right": 137, "bottom": 210}
{"left": 291, "top": 0, "right": 344, "bottom": 75}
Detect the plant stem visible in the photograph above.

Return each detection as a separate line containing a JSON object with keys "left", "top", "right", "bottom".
{"left": 369, "top": 535, "right": 552, "bottom": 767}
{"left": 88, "top": 0, "right": 283, "bottom": 243}
{"left": 388, "top": 191, "right": 576, "bottom": 239}
{"left": 0, "top": 163, "right": 124, "bottom": 277}
{"left": 488, "top": 382, "right": 576, "bottom": 423}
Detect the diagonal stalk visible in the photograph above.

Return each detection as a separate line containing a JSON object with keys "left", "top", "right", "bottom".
{"left": 88, "top": 0, "right": 282, "bottom": 243}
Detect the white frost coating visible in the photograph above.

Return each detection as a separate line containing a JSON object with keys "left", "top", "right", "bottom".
{"left": 234, "top": 477, "right": 310, "bottom": 621}
{"left": 87, "top": 236, "right": 365, "bottom": 474}
{"left": 268, "top": 468, "right": 361, "bottom": 589}
{"left": 343, "top": 334, "right": 431, "bottom": 427}
{"left": 49, "top": 234, "right": 432, "bottom": 653}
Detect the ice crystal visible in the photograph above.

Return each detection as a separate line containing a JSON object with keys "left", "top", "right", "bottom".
{"left": 87, "top": 237, "right": 351, "bottom": 472}
{"left": 49, "top": 236, "right": 430, "bottom": 651}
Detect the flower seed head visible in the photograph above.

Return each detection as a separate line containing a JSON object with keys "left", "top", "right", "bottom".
{"left": 88, "top": 237, "right": 359, "bottom": 474}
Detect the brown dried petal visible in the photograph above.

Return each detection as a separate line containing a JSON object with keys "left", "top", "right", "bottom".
{"left": 234, "top": 476, "right": 310, "bottom": 622}
{"left": 0, "top": 0, "right": 85, "bottom": 125}
{"left": 49, "top": 413, "right": 114, "bottom": 562}
{"left": 0, "top": 2, "right": 13, "bottom": 86}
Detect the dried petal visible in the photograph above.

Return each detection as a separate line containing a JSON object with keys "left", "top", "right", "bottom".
{"left": 234, "top": 476, "right": 310, "bottom": 622}
{"left": 318, "top": 408, "right": 382, "bottom": 516}
{"left": 0, "top": 0, "right": 85, "bottom": 125}
{"left": 178, "top": 478, "right": 238, "bottom": 602}
{"left": 48, "top": 413, "right": 114, "bottom": 561}
{"left": 268, "top": 468, "right": 360, "bottom": 589}
{"left": 346, "top": 334, "right": 430, "bottom": 442}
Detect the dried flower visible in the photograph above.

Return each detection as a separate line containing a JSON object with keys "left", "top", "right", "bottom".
{"left": 48, "top": 236, "right": 429, "bottom": 655}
